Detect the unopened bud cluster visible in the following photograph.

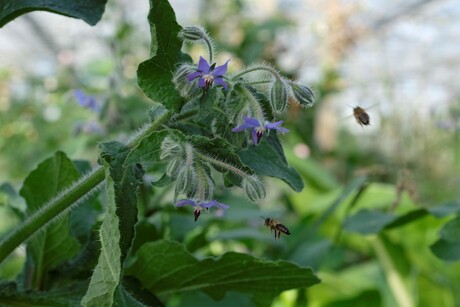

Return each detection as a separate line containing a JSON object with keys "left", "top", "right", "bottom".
{"left": 168, "top": 25, "right": 317, "bottom": 220}
{"left": 160, "top": 136, "right": 267, "bottom": 202}
{"left": 242, "top": 175, "right": 266, "bottom": 202}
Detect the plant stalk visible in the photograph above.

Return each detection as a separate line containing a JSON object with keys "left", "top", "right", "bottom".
{"left": 0, "top": 111, "right": 172, "bottom": 265}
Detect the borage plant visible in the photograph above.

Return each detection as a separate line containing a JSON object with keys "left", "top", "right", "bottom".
{"left": 0, "top": 0, "right": 318, "bottom": 305}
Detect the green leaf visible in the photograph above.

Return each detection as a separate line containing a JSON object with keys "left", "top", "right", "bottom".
{"left": 324, "top": 290, "right": 381, "bottom": 307}
{"left": 125, "top": 240, "right": 320, "bottom": 306}
{"left": 126, "top": 130, "right": 172, "bottom": 168}
{"left": 100, "top": 141, "right": 145, "bottom": 263}
{"left": 0, "top": 0, "right": 108, "bottom": 28}
{"left": 0, "top": 280, "right": 89, "bottom": 306}
{"left": 343, "top": 210, "right": 396, "bottom": 235}
{"left": 430, "top": 216, "right": 460, "bottom": 261}
{"left": 149, "top": 103, "right": 170, "bottom": 122}
{"left": 384, "top": 209, "right": 428, "bottom": 230}
{"left": 81, "top": 167, "right": 122, "bottom": 307}
{"left": 137, "top": 0, "right": 188, "bottom": 112}
{"left": 429, "top": 201, "right": 460, "bottom": 218}
{"left": 19, "top": 151, "right": 80, "bottom": 289}
{"left": 113, "top": 286, "right": 148, "bottom": 307}
{"left": 237, "top": 135, "right": 303, "bottom": 192}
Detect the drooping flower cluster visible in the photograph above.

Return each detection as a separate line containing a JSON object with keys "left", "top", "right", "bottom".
{"left": 169, "top": 26, "right": 315, "bottom": 221}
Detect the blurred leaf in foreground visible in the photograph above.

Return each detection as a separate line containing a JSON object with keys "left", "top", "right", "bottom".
{"left": 126, "top": 240, "right": 320, "bottom": 306}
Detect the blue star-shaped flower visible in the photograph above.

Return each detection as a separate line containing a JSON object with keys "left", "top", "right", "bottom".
{"left": 232, "top": 116, "right": 289, "bottom": 145}
{"left": 74, "top": 90, "right": 99, "bottom": 112}
{"left": 176, "top": 199, "right": 230, "bottom": 221}
{"left": 188, "top": 56, "right": 229, "bottom": 91}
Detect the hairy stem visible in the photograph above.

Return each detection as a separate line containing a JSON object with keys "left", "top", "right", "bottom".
{"left": 231, "top": 65, "right": 281, "bottom": 81}
{"left": 196, "top": 152, "right": 249, "bottom": 179}
{"left": 0, "top": 111, "right": 172, "bottom": 265}
{"left": 241, "top": 86, "right": 265, "bottom": 121}
{"left": 203, "top": 36, "right": 214, "bottom": 64}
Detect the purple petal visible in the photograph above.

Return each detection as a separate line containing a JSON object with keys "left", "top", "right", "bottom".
{"left": 197, "top": 56, "right": 211, "bottom": 73}
{"left": 200, "top": 200, "right": 218, "bottom": 209}
{"left": 216, "top": 202, "right": 230, "bottom": 210}
{"left": 251, "top": 129, "right": 260, "bottom": 145}
{"left": 214, "top": 77, "right": 228, "bottom": 90}
{"left": 275, "top": 126, "right": 289, "bottom": 133}
{"left": 212, "top": 60, "right": 229, "bottom": 76}
{"left": 265, "top": 121, "right": 289, "bottom": 133}
{"left": 197, "top": 77, "right": 206, "bottom": 88}
{"left": 243, "top": 116, "right": 261, "bottom": 127}
{"left": 264, "top": 120, "right": 284, "bottom": 129}
{"left": 232, "top": 123, "right": 253, "bottom": 132}
{"left": 176, "top": 199, "right": 197, "bottom": 207}
{"left": 198, "top": 78, "right": 206, "bottom": 88}
{"left": 74, "top": 89, "right": 85, "bottom": 102}
{"left": 188, "top": 71, "right": 202, "bottom": 81}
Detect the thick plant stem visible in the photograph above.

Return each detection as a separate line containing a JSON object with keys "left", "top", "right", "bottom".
{"left": 372, "top": 235, "right": 414, "bottom": 307}
{"left": 0, "top": 111, "right": 172, "bottom": 265}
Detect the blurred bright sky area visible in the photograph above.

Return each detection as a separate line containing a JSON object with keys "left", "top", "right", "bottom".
{"left": 0, "top": 0, "right": 459, "bottom": 128}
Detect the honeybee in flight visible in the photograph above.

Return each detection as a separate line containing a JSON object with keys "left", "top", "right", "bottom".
{"left": 261, "top": 216, "right": 291, "bottom": 239}
{"left": 352, "top": 106, "right": 370, "bottom": 127}
{"left": 347, "top": 104, "right": 378, "bottom": 127}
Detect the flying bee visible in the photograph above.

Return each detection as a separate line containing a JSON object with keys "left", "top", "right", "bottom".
{"left": 347, "top": 104, "right": 377, "bottom": 127}
{"left": 261, "top": 216, "right": 291, "bottom": 239}
{"left": 352, "top": 106, "right": 370, "bottom": 127}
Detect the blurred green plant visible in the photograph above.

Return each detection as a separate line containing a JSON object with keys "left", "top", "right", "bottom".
{"left": 0, "top": 0, "right": 460, "bottom": 307}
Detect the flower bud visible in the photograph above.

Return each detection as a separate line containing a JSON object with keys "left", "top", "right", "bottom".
{"left": 173, "top": 64, "right": 201, "bottom": 98}
{"left": 165, "top": 157, "right": 182, "bottom": 177}
{"left": 179, "top": 26, "right": 207, "bottom": 41}
{"left": 270, "top": 79, "right": 288, "bottom": 113}
{"left": 175, "top": 165, "right": 197, "bottom": 196}
{"left": 242, "top": 175, "right": 266, "bottom": 202}
{"left": 160, "top": 137, "right": 183, "bottom": 160}
{"left": 289, "top": 82, "right": 315, "bottom": 108}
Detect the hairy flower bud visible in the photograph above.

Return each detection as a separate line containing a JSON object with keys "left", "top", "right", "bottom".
{"left": 160, "top": 137, "right": 183, "bottom": 160}
{"left": 173, "top": 64, "right": 201, "bottom": 98}
{"left": 179, "top": 26, "right": 207, "bottom": 41}
{"left": 242, "top": 175, "right": 266, "bottom": 202}
{"left": 289, "top": 82, "right": 315, "bottom": 108}
{"left": 270, "top": 79, "right": 288, "bottom": 113}
{"left": 175, "top": 165, "right": 197, "bottom": 196}
{"left": 165, "top": 157, "right": 182, "bottom": 177}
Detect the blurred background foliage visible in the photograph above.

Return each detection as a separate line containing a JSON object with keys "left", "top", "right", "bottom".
{"left": 1, "top": 0, "right": 460, "bottom": 306}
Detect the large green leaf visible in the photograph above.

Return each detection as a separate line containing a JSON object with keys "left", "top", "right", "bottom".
{"left": 125, "top": 240, "right": 320, "bottom": 306}
{"left": 99, "top": 141, "right": 145, "bottom": 263}
{"left": 81, "top": 167, "right": 122, "bottom": 306}
{"left": 137, "top": 0, "right": 188, "bottom": 111}
{"left": 0, "top": 0, "right": 108, "bottom": 28}
{"left": 19, "top": 151, "right": 80, "bottom": 289}
{"left": 125, "top": 130, "right": 172, "bottom": 168}
{"left": 0, "top": 280, "right": 88, "bottom": 306}
{"left": 430, "top": 216, "right": 460, "bottom": 262}
{"left": 113, "top": 286, "right": 148, "bottom": 307}
{"left": 237, "top": 134, "right": 303, "bottom": 192}
{"left": 343, "top": 210, "right": 397, "bottom": 235}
